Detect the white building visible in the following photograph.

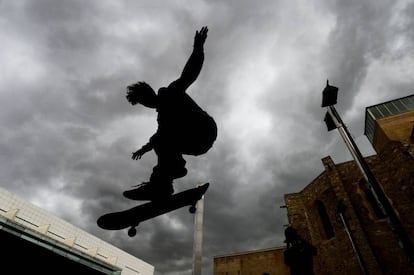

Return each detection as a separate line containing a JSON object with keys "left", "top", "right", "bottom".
{"left": 0, "top": 187, "right": 154, "bottom": 275}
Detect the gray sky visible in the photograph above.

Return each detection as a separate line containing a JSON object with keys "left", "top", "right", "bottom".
{"left": 1, "top": 0, "right": 414, "bottom": 274}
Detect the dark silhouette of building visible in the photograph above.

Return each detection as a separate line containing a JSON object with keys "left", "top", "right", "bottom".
{"left": 285, "top": 94, "right": 414, "bottom": 274}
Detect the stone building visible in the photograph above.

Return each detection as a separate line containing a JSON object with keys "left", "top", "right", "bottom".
{"left": 214, "top": 247, "right": 289, "bottom": 275}
{"left": 285, "top": 94, "right": 414, "bottom": 274}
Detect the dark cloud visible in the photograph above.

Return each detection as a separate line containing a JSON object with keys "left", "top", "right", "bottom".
{"left": 1, "top": 1, "right": 414, "bottom": 274}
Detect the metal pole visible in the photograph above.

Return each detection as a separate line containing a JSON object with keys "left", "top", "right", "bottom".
{"left": 192, "top": 185, "right": 205, "bottom": 275}
{"left": 327, "top": 107, "right": 386, "bottom": 215}
{"left": 337, "top": 202, "right": 368, "bottom": 275}
{"left": 327, "top": 105, "right": 414, "bottom": 266}
{"left": 339, "top": 213, "right": 368, "bottom": 274}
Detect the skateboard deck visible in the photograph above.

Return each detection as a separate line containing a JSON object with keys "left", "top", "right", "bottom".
{"left": 97, "top": 183, "right": 209, "bottom": 237}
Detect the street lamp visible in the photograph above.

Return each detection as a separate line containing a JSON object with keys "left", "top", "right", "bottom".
{"left": 321, "top": 80, "right": 338, "bottom": 107}
{"left": 321, "top": 80, "right": 414, "bottom": 266}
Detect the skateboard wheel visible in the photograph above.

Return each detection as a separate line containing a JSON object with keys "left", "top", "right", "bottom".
{"left": 189, "top": 205, "right": 197, "bottom": 214}
{"left": 128, "top": 227, "right": 137, "bottom": 237}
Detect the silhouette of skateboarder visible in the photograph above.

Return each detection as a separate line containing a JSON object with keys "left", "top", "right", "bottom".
{"left": 124, "top": 26, "right": 217, "bottom": 200}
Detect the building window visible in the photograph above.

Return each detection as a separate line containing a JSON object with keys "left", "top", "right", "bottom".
{"left": 315, "top": 200, "right": 335, "bottom": 240}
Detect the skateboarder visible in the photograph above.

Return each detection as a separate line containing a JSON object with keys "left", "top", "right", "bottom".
{"left": 123, "top": 26, "right": 217, "bottom": 200}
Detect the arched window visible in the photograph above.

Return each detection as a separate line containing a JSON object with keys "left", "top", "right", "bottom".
{"left": 315, "top": 200, "right": 335, "bottom": 239}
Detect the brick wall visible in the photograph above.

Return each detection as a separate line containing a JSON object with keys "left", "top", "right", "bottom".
{"left": 285, "top": 141, "right": 414, "bottom": 275}
{"left": 214, "top": 247, "right": 289, "bottom": 275}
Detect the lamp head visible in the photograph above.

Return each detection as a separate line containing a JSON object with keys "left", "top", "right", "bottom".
{"left": 321, "top": 80, "right": 338, "bottom": 107}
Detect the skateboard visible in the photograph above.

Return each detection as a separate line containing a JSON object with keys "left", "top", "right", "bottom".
{"left": 97, "top": 183, "right": 209, "bottom": 237}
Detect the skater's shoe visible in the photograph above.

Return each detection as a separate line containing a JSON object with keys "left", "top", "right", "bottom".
{"left": 123, "top": 182, "right": 174, "bottom": 201}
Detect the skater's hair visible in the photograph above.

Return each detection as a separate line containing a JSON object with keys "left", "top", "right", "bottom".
{"left": 126, "top": 81, "right": 158, "bottom": 108}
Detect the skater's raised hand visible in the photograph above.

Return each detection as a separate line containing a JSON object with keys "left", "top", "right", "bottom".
{"left": 194, "top": 26, "right": 208, "bottom": 49}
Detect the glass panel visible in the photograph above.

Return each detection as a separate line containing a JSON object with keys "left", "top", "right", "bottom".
{"left": 386, "top": 102, "right": 399, "bottom": 115}
{"left": 365, "top": 110, "right": 375, "bottom": 143}
{"left": 393, "top": 100, "right": 406, "bottom": 111}
{"left": 407, "top": 96, "right": 414, "bottom": 107}
{"left": 401, "top": 97, "right": 414, "bottom": 110}
{"left": 369, "top": 107, "right": 382, "bottom": 119}
{"left": 366, "top": 118, "right": 374, "bottom": 131}
{"left": 366, "top": 121, "right": 374, "bottom": 142}
{"left": 377, "top": 104, "right": 391, "bottom": 117}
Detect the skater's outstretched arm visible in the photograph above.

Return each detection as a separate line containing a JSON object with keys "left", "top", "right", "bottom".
{"left": 170, "top": 26, "right": 208, "bottom": 91}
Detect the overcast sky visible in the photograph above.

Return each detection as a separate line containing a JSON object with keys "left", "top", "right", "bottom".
{"left": 1, "top": 0, "right": 414, "bottom": 274}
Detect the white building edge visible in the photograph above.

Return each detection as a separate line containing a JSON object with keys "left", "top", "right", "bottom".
{"left": 0, "top": 186, "right": 154, "bottom": 275}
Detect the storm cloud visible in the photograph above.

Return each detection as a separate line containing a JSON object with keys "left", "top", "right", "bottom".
{"left": 1, "top": 0, "right": 414, "bottom": 274}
